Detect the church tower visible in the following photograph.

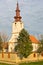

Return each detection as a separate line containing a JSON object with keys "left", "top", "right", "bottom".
{"left": 8, "top": 2, "right": 24, "bottom": 52}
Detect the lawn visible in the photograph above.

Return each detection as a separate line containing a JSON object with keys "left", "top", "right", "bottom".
{"left": 0, "top": 63, "right": 11, "bottom": 65}
{"left": 0, "top": 61, "right": 43, "bottom": 65}
{"left": 19, "top": 61, "right": 43, "bottom": 65}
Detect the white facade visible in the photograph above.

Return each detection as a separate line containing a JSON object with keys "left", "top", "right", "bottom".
{"left": 32, "top": 43, "right": 38, "bottom": 52}
{"left": 8, "top": 21, "right": 24, "bottom": 52}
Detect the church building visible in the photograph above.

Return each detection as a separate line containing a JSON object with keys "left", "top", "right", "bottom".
{"left": 8, "top": 2, "right": 39, "bottom": 52}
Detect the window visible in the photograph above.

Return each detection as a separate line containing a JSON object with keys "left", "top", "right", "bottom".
{"left": 15, "top": 23, "right": 16, "bottom": 26}
{"left": 41, "top": 52, "right": 43, "bottom": 56}
{"left": 33, "top": 53, "right": 36, "bottom": 57}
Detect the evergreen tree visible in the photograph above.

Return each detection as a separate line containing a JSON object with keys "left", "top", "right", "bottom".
{"left": 15, "top": 29, "right": 33, "bottom": 58}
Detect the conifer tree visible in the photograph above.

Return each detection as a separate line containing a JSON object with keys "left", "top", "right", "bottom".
{"left": 15, "top": 29, "right": 33, "bottom": 58}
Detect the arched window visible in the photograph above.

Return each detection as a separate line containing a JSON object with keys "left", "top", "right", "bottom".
{"left": 33, "top": 53, "right": 36, "bottom": 57}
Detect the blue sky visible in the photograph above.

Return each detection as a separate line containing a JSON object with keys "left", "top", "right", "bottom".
{"left": 0, "top": 0, "right": 43, "bottom": 38}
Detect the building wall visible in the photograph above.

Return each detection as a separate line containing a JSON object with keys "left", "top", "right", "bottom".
{"left": 12, "top": 21, "right": 24, "bottom": 33}
{"left": 0, "top": 53, "right": 43, "bottom": 63}
{"left": 8, "top": 21, "right": 24, "bottom": 52}
{"left": 32, "top": 43, "right": 38, "bottom": 51}
{"left": 8, "top": 43, "right": 15, "bottom": 52}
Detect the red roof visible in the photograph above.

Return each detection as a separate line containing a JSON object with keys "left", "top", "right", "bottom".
{"left": 29, "top": 35, "right": 39, "bottom": 43}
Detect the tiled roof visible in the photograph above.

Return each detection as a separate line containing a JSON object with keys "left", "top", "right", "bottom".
{"left": 29, "top": 35, "right": 39, "bottom": 43}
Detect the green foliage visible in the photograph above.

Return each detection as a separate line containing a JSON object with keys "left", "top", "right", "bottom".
{"left": 40, "top": 39, "right": 43, "bottom": 46}
{"left": 19, "top": 61, "right": 43, "bottom": 65}
{"left": 15, "top": 29, "right": 33, "bottom": 58}
{"left": 37, "top": 46, "right": 43, "bottom": 53}
{"left": 0, "top": 35, "right": 3, "bottom": 51}
{"left": 37, "top": 39, "right": 43, "bottom": 54}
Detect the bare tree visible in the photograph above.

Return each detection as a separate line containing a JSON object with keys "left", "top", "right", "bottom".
{"left": 1, "top": 32, "right": 8, "bottom": 43}
{"left": 1, "top": 32, "right": 8, "bottom": 51}
{"left": 40, "top": 34, "right": 43, "bottom": 40}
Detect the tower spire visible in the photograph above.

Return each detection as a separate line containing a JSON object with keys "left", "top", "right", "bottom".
{"left": 16, "top": 1, "right": 19, "bottom": 10}
{"left": 14, "top": 2, "right": 22, "bottom": 22}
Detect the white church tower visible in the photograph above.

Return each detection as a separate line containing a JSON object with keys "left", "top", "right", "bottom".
{"left": 8, "top": 2, "right": 24, "bottom": 52}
